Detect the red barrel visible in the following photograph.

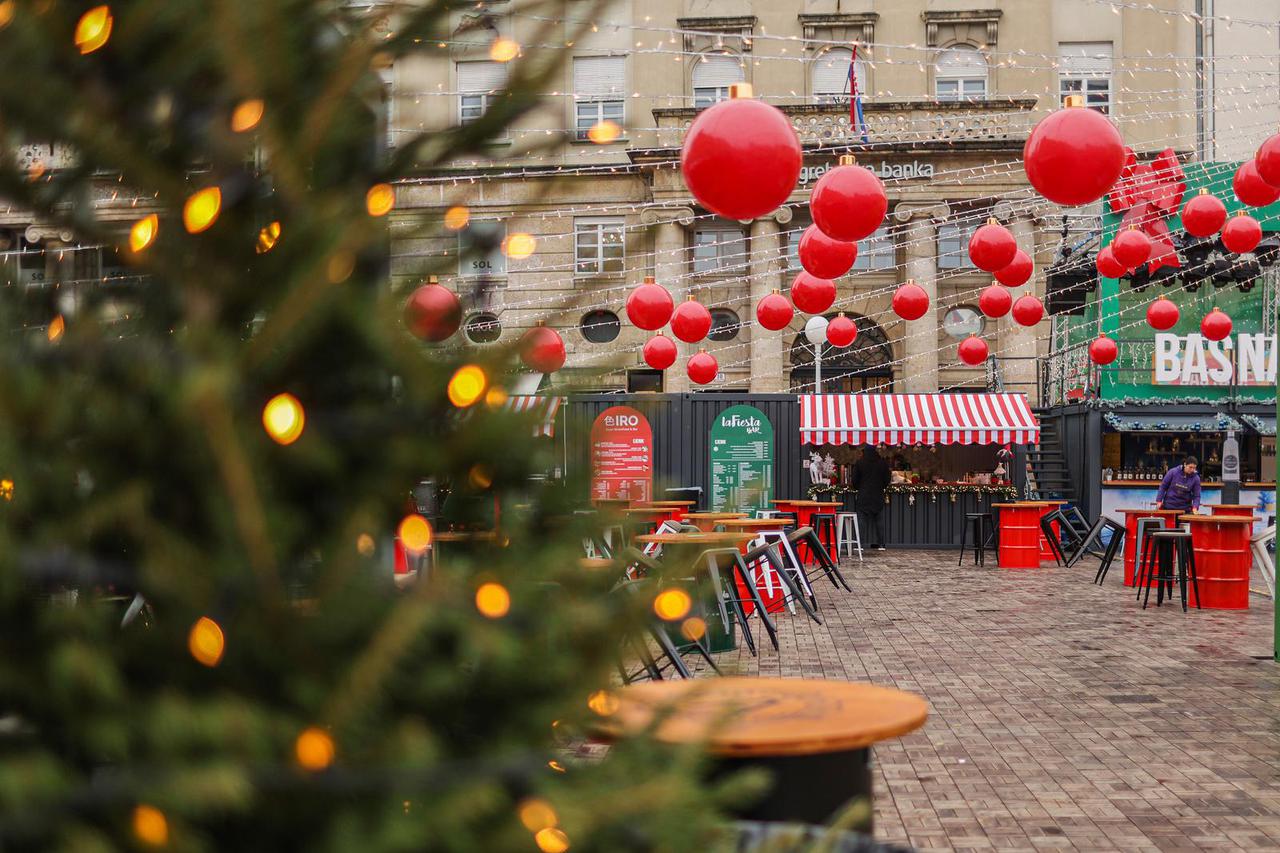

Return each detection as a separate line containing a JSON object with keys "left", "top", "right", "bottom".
{"left": 994, "top": 504, "right": 1041, "bottom": 569}
{"left": 1181, "top": 515, "right": 1253, "bottom": 609}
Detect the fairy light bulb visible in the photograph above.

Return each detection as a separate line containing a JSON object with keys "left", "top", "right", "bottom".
{"left": 230, "top": 99, "right": 265, "bottom": 133}
{"left": 262, "top": 393, "right": 305, "bottom": 445}
{"left": 188, "top": 616, "right": 225, "bottom": 667}
{"left": 132, "top": 805, "right": 168, "bottom": 847}
{"left": 256, "top": 221, "right": 281, "bottom": 253}
{"left": 398, "top": 514, "right": 432, "bottom": 552}
{"left": 75, "top": 6, "right": 112, "bottom": 54}
{"left": 652, "top": 588, "right": 692, "bottom": 620}
{"left": 295, "top": 727, "right": 335, "bottom": 771}
{"left": 129, "top": 214, "right": 158, "bottom": 252}
{"left": 489, "top": 36, "right": 520, "bottom": 62}
{"left": 366, "top": 183, "right": 395, "bottom": 217}
{"left": 47, "top": 315, "right": 65, "bottom": 342}
{"left": 443, "top": 205, "right": 470, "bottom": 231}
{"left": 475, "top": 582, "right": 511, "bottom": 618}
{"left": 587, "top": 690, "right": 619, "bottom": 716}
{"left": 502, "top": 233, "right": 536, "bottom": 259}
{"left": 535, "top": 828, "right": 571, "bottom": 853}
{"left": 183, "top": 187, "right": 221, "bottom": 233}
{"left": 447, "top": 365, "right": 487, "bottom": 408}
{"left": 518, "top": 799, "right": 559, "bottom": 832}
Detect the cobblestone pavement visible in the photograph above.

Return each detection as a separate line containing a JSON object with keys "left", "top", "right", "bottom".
{"left": 708, "top": 550, "right": 1280, "bottom": 852}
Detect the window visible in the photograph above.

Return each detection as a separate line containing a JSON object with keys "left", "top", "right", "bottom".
{"left": 573, "top": 56, "right": 626, "bottom": 140}
{"left": 458, "top": 220, "right": 506, "bottom": 277}
{"left": 937, "top": 222, "right": 976, "bottom": 270}
{"left": 812, "top": 48, "right": 868, "bottom": 103}
{"left": 943, "top": 306, "right": 985, "bottom": 339}
{"left": 1059, "top": 42, "right": 1113, "bottom": 114}
{"left": 709, "top": 308, "right": 740, "bottom": 341}
{"left": 935, "top": 46, "right": 987, "bottom": 101}
{"left": 627, "top": 368, "right": 663, "bottom": 393}
{"left": 574, "top": 217, "right": 624, "bottom": 275}
{"left": 457, "top": 61, "right": 507, "bottom": 125}
{"left": 580, "top": 310, "right": 621, "bottom": 343}
{"left": 692, "top": 226, "right": 747, "bottom": 274}
{"left": 465, "top": 312, "right": 502, "bottom": 344}
{"left": 853, "top": 226, "right": 895, "bottom": 271}
{"left": 692, "top": 53, "right": 745, "bottom": 108}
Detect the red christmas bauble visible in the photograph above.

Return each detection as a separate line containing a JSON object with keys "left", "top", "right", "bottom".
{"left": 891, "top": 282, "right": 930, "bottom": 321}
{"left": 810, "top": 160, "right": 888, "bottom": 242}
{"left": 957, "top": 335, "right": 989, "bottom": 366}
{"left": 1233, "top": 159, "right": 1280, "bottom": 207}
{"left": 826, "top": 313, "right": 858, "bottom": 348}
{"left": 790, "top": 272, "right": 837, "bottom": 314}
{"left": 1200, "top": 307, "right": 1232, "bottom": 341}
{"left": 1146, "top": 297, "right": 1179, "bottom": 331}
{"left": 625, "top": 279, "right": 674, "bottom": 330}
{"left": 756, "top": 291, "right": 794, "bottom": 331}
{"left": 1180, "top": 192, "right": 1227, "bottom": 237}
{"left": 687, "top": 351, "right": 718, "bottom": 385}
{"left": 1222, "top": 213, "right": 1263, "bottom": 254}
{"left": 681, "top": 97, "right": 802, "bottom": 220}
{"left": 1256, "top": 131, "right": 1280, "bottom": 187}
{"left": 403, "top": 282, "right": 462, "bottom": 342}
{"left": 642, "top": 333, "right": 677, "bottom": 370}
{"left": 798, "top": 225, "right": 857, "bottom": 279}
{"left": 1089, "top": 335, "right": 1118, "bottom": 366}
{"left": 1111, "top": 229, "right": 1152, "bottom": 269}
{"left": 1023, "top": 106, "right": 1126, "bottom": 206}
{"left": 968, "top": 222, "right": 1018, "bottom": 272}
{"left": 1011, "top": 294, "right": 1044, "bottom": 327}
{"left": 519, "top": 325, "right": 566, "bottom": 373}
{"left": 978, "top": 284, "right": 1012, "bottom": 318}
{"left": 670, "top": 299, "right": 712, "bottom": 343}
{"left": 1095, "top": 245, "right": 1127, "bottom": 279}
{"left": 994, "top": 249, "right": 1034, "bottom": 288}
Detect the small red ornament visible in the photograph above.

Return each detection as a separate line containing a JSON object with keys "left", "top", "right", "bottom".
{"left": 968, "top": 220, "right": 1018, "bottom": 272}
{"left": 687, "top": 350, "right": 718, "bottom": 385}
{"left": 680, "top": 85, "right": 801, "bottom": 220}
{"left": 1010, "top": 294, "right": 1044, "bottom": 327}
{"left": 1146, "top": 297, "right": 1179, "bottom": 331}
{"left": 978, "top": 284, "right": 1012, "bottom": 318}
{"left": 1022, "top": 99, "right": 1126, "bottom": 206}
{"left": 891, "top": 281, "right": 930, "bottom": 321}
{"left": 519, "top": 324, "right": 566, "bottom": 373}
{"left": 790, "top": 272, "right": 837, "bottom": 314}
{"left": 1111, "top": 228, "right": 1152, "bottom": 269}
{"left": 1221, "top": 213, "right": 1263, "bottom": 254}
{"left": 994, "top": 249, "right": 1034, "bottom": 288}
{"left": 756, "top": 290, "right": 794, "bottom": 331}
{"left": 625, "top": 276, "right": 674, "bottom": 330}
{"left": 1200, "top": 307, "right": 1232, "bottom": 342}
{"left": 1180, "top": 190, "right": 1227, "bottom": 237}
{"left": 1233, "top": 159, "right": 1280, "bottom": 208}
{"left": 643, "top": 333, "right": 678, "bottom": 370}
{"left": 798, "top": 225, "right": 857, "bottom": 279}
{"left": 1095, "top": 245, "right": 1127, "bottom": 279}
{"left": 810, "top": 154, "right": 888, "bottom": 242}
{"left": 1088, "top": 335, "right": 1118, "bottom": 366}
{"left": 403, "top": 280, "right": 462, "bottom": 342}
{"left": 957, "top": 335, "right": 989, "bottom": 366}
{"left": 826, "top": 313, "right": 858, "bottom": 348}
{"left": 1255, "top": 131, "right": 1280, "bottom": 187}
{"left": 670, "top": 298, "right": 712, "bottom": 343}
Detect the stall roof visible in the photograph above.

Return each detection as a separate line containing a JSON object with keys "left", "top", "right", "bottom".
{"left": 1102, "top": 412, "right": 1241, "bottom": 432}
{"left": 1240, "top": 414, "right": 1276, "bottom": 436}
{"left": 800, "top": 393, "right": 1039, "bottom": 446}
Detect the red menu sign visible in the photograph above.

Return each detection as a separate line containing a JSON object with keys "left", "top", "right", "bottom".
{"left": 590, "top": 405, "right": 653, "bottom": 502}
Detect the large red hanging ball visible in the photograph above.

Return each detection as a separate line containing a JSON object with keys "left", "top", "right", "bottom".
{"left": 1180, "top": 191, "right": 1227, "bottom": 237}
{"left": 1095, "top": 245, "right": 1127, "bottom": 279}
{"left": 957, "top": 335, "right": 989, "bottom": 366}
{"left": 680, "top": 89, "right": 802, "bottom": 221}
{"left": 1011, "top": 294, "right": 1044, "bottom": 327}
{"left": 978, "top": 284, "right": 1012, "bottom": 318}
{"left": 810, "top": 157, "right": 888, "bottom": 242}
{"left": 826, "top": 313, "right": 858, "bottom": 348}
{"left": 756, "top": 291, "right": 794, "bottom": 331}
{"left": 519, "top": 325, "right": 566, "bottom": 373}
{"left": 968, "top": 221, "right": 1018, "bottom": 272}
{"left": 891, "top": 282, "right": 930, "bottom": 321}
{"left": 1221, "top": 213, "right": 1263, "bottom": 254}
{"left": 403, "top": 282, "right": 462, "bottom": 342}
{"left": 1089, "top": 335, "right": 1118, "bottom": 366}
{"left": 1255, "top": 131, "right": 1280, "bottom": 187}
{"left": 625, "top": 278, "right": 674, "bottom": 330}
{"left": 798, "top": 225, "right": 857, "bottom": 279}
{"left": 1146, "top": 297, "right": 1179, "bottom": 331}
{"left": 670, "top": 299, "right": 712, "bottom": 343}
{"left": 642, "top": 333, "right": 678, "bottom": 370}
{"left": 994, "top": 249, "right": 1034, "bottom": 288}
{"left": 687, "top": 351, "right": 718, "bottom": 385}
{"left": 1200, "top": 307, "right": 1232, "bottom": 342}
{"left": 1233, "top": 159, "right": 1280, "bottom": 208}
{"left": 1111, "top": 228, "right": 1151, "bottom": 269}
{"left": 1023, "top": 104, "right": 1126, "bottom": 206}
{"left": 790, "top": 272, "right": 837, "bottom": 314}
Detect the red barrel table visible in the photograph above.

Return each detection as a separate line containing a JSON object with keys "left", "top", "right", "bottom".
{"left": 1117, "top": 508, "right": 1183, "bottom": 587}
{"left": 1179, "top": 514, "right": 1255, "bottom": 609}
{"left": 992, "top": 502, "right": 1048, "bottom": 568}
{"left": 1210, "top": 504, "right": 1255, "bottom": 518}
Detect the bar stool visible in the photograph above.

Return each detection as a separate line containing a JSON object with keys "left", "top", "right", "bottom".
{"left": 835, "top": 512, "right": 863, "bottom": 561}
{"left": 1039, "top": 510, "right": 1068, "bottom": 566}
{"left": 1088, "top": 519, "right": 1126, "bottom": 584}
{"left": 1068, "top": 514, "right": 1121, "bottom": 569}
{"left": 742, "top": 537, "right": 821, "bottom": 624}
{"left": 1136, "top": 528, "right": 1201, "bottom": 611}
{"left": 1133, "top": 516, "right": 1165, "bottom": 588}
{"left": 754, "top": 509, "right": 782, "bottom": 519}
{"left": 787, "top": 526, "right": 852, "bottom": 592}
{"left": 810, "top": 513, "right": 837, "bottom": 555}
{"left": 958, "top": 512, "right": 995, "bottom": 566}
{"left": 1251, "top": 525, "right": 1276, "bottom": 599}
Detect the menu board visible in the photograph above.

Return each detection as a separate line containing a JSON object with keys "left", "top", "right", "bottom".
{"left": 590, "top": 405, "right": 653, "bottom": 502}
{"left": 709, "top": 405, "right": 774, "bottom": 512}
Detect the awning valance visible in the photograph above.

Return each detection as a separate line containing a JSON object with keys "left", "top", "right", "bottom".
{"left": 800, "top": 393, "right": 1040, "bottom": 446}
{"left": 1102, "top": 412, "right": 1241, "bottom": 433}
{"left": 505, "top": 395, "right": 563, "bottom": 437}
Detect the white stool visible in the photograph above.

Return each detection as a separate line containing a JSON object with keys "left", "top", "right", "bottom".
{"left": 1251, "top": 524, "right": 1276, "bottom": 599}
{"left": 836, "top": 512, "right": 863, "bottom": 561}
{"left": 754, "top": 509, "right": 782, "bottom": 519}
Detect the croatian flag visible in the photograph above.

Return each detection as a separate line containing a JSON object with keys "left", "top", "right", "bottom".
{"left": 849, "top": 43, "right": 869, "bottom": 143}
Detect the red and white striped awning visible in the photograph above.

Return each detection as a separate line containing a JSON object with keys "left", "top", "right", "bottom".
{"left": 800, "top": 393, "right": 1039, "bottom": 446}
{"left": 504, "top": 395, "right": 563, "bottom": 437}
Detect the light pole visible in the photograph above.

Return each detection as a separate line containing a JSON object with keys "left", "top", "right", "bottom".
{"left": 805, "top": 315, "right": 829, "bottom": 394}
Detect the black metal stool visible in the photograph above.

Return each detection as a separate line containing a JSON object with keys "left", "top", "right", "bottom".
{"left": 1039, "top": 510, "right": 1068, "bottom": 567}
{"left": 786, "top": 526, "right": 852, "bottom": 593}
{"left": 1086, "top": 519, "right": 1126, "bottom": 583}
{"left": 958, "top": 512, "right": 995, "bottom": 566}
{"left": 810, "top": 513, "right": 837, "bottom": 556}
{"left": 1136, "top": 528, "right": 1201, "bottom": 611}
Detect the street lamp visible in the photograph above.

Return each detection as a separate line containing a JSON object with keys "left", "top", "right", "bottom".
{"left": 804, "top": 315, "right": 829, "bottom": 394}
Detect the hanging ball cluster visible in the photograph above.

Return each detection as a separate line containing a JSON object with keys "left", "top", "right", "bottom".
{"left": 1023, "top": 96, "right": 1127, "bottom": 206}
{"left": 1011, "top": 295, "right": 1044, "bottom": 327}
{"left": 994, "top": 249, "right": 1034, "bottom": 288}
{"left": 670, "top": 298, "right": 712, "bottom": 343}
{"left": 1180, "top": 190, "right": 1227, "bottom": 237}
{"left": 643, "top": 333, "right": 677, "bottom": 370}
{"left": 891, "top": 281, "right": 930, "bottom": 321}
{"left": 1221, "top": 213, "right": 1263, "bottom": 254}
{"left": 810, "top": 154, "right": 888, "bottom": 242}
{"left": 1255, "top": 131, "right": 1280, "bottom": 187}
{"left": 1233, "top": 159, "right": 1280, "bottom": 208}
{"left": 791, "top": 272, "right": 837, "bottom": 315}
{"left": 626, "top": 276, "right": 674, "bottom": 330}
{"left": 1089, "top": 335, "right": 1119, "bottom": 366}
{"left": 968, "top": 220, "right": 1018, "bottom": 273}
{"left": 1095, "top": 245, "right": 1127, "bottom": 279}
{"left": 1111, "top": 228, "right": 1152, "bottom": 270}
{"left": 798, "top": 225, "right": 857, "bottom": 279}
{"left": 979, "top": 284, "right": 1012, "bottom": 319}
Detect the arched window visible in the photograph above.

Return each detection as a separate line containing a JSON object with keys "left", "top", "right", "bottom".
{"left": 579, "top": 310, "right": 621, "bottom": 343}
{"left": 465, "top": 312, "right": 502, "bottom": 344}
{"left": 935, "top": 46, "right": 987, "bottom": 101}
{"left": 692, "top": 53, "right": 745, "bottom": 108}
{"left": 789, "top": 313, "right": 893, "bottom": 393}
{"left": 812, "top": 48, "right": 868, "bottom": 103}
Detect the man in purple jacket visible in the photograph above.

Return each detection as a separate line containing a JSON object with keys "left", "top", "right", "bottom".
{"left": 1156, "top": 456, "right": 1202, "bottom": 512}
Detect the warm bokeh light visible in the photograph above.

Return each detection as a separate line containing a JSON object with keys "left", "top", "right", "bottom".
{"left": 587, "top": 690, "right": 619, "bottom": 717}
{"left": 256, "top": 221, "right": 281, "bottom": 254}
{"left": 587, "top": 120, "right": 622, "bottom": 144}
{"left": 47, "top": 315, "right": 65, "bottom": 342}
{"left": 547, "top": 759, "right": 566, "bottom": 773}
{"left": 75, "top": 5, "right": 112, "bottom": 54}
{"left": 231, "top": 99, "right": 265, "bottom": 133}
{"left": 502, "top": 232, "right": 536, "bottom": 259}
{"left": 366, "top": 183, "right": 395, "bottom": 217}
{"left": 356, "top": 533, "right": 375, "bottom": 556}
{"left": 398, "top": 514, "right": 432, "bottom": 552}
{"left": 652, "top": 588, "right": 692, "bottom": 621}
{"left": 326, "top": 250, "right": 355, "bottom": 283}
{"left": 447, "top": 365, "right": 487, "bottom": 408}
{"left": 535, "top": 827, "right": 571, "bottom": 853}
{"left": 262, "top": 393, "right": 305, "bottom": 445}
{"left": 295, "top": 727, "right": 335, "bottom": 771}
{"left": 484, "top": 387, "right": 508, "bottom": 408}
{"left": 0, "top": 2, "right": 15, "bottom": 30}
{"left": 0, "top": 479, "right": 13, "bottom": 501}
{"left": 475, "top": 582, "right": 511, "bottom": 618}
{"left": 188, "top": 616, "right": 225, "bottom": 667}
{"left": 443, "top": 205, "right": 470, "bottom": 231}
{"left": 183, "top": 187, "right": 222, "bottom": 234}
{"left": 129, "top": 214, "right": 158, "bottom": 253}
{"left": 489, "top": 36, "right": 520, "bottom": 62}
{"left": 132, "top": 804, "right": 168, "bottom": 847}
{"left": 468, "top": 464, "right": 494, "bottom": 489}
{"left": 680, "top": 617, "right": 707, "bottom": 641}
{"left": 518, "top": 798, "right": 558, "bottom": 832}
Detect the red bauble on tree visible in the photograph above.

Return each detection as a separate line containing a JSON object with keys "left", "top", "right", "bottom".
{"left": 625, "top": 276, "right": 674, "bottom": 330}
{"left": 1095, "top": 245, "right": 1127, "bottom": 279}
{"left": 643, "top": 333, "right": 677, "bottom": 370}
{"left": 1111, "top": 227, "right": 1152, "bottom": 269}
{"left": 1011, "top": 294, "right": 1044, "bottom": 327}
{"left": 1146, "top": 297, "right": 1179, "bottom": 331}
{"left": 519, "top": 324, "right": 566, "bottom": 373}
{"left": 978, "top": 284, "right": 1012, "bottom": 318}
{"left": 1255, "top": 131, "right": 1280, "bottom": 187}
{"left": 756, "top": 290, "right": 794, "bottom": 331}
{"left": 1022, "top": 99, "right": 1126, "bottom": 206}
{"left": 403, "top": 280, "right": 462, "bottom": 342}
{"left": 957, "top": 335, "right": 989, "bottom": 366}
{"left": 810, "top": 154, "right": 888, "bottom": 242}
{"left": 826, "top": 313, "right": 858, "bottom": 348}
{"left": 1180, "top": 190, "right": 1227, "bottom": 237}
{"left": 1089, "top": 335, "right": 1118, "bottom": 366}
{"left": 670, "top": 298, "right": 712, "bottom": 343}
{"left": 994, "top": 249, "right": 1034, "bottom": 287}
{"left": 790, "top": 272, "right": 837, "bottom": 314}
{"left": 680, "top": 84, "right": 802, "bottom": 220}
{"left": 687, "top": 350, "right": 718, "bottom": 385}
{"left": 798, "top": 225, "right": 857, "bottom": 279}
{"left": 1233, "top": 159, "right": 1280, "bottom": 208}
{"left": 891, "top": 281, "right": 930, "bottom": 321}
{"left": 1222, "top": 212, "right": 1263, "bottom": 254}
{"left": 968, "top": 220, "right": 1018, "bottom": 272}
{"left": 1201, "top": 307, "right": 1232, "bottom": 341}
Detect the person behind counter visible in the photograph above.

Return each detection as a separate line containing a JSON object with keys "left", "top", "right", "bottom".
{"left": 852, "top": 445, "right": 891, "bottom": 551}
{"left": 1155, "top": 455, "right": 1202, "bottom": 512}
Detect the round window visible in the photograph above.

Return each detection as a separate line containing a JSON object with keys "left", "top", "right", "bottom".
{"left": 464, "top": 312, "right": 502, "bottom": 344}
{"left": 580, "top": 310, "right": 621, "bottom": 344}
{"left": 708, "top": 308, "right": 740, "bottom": 341}
{"left": 942, "top": 306, "right": 985, "bottom": 340}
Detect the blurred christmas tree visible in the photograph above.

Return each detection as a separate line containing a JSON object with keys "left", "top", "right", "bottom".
{"left": 0, "top": 2, "right": 734, "bottom": 849}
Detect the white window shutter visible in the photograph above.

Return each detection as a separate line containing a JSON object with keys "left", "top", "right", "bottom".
{"left": 457, "top": 60, "right": 508, "bottom": 93}
{"left": 1059, "top": 42, "right": 1113, "bottom": 77}
{"left": 573, "top": 56, "right": 626, "bottom": 98}
{"left": 693, "top": 54, "right": 745, "bottom": 89}
{"left": 935, "top": 46, "right": 987, "bottom": 79}
{"left": 813, "top": 48, "right": 852, "bottom": 96}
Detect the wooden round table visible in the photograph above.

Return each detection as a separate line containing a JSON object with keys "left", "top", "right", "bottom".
{"left": 1115, "top": 508, "right": 1184, "bottom": 587}
{"left": 682, "top": 512, "right": 747, "bottom": 532}
{"left": 634, "top": 500, "right": 696, "bottom": 522}
{"left": 595, "top": 677, "right": 928, "bottom": 829}
{"left": 1210, "top": 504, "right": 1256, "bottom": 517}
{"left": 717, "top": 517, "right": 788, "bottom": 530}
{"left": 1179, "top": 514, "right": 1255, "bottom": 609}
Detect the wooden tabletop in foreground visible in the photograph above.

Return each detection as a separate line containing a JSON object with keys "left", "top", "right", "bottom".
{"left": 771, "top": 500, "right": 841, "bottom": 507}
{"left": 683, "top": 512, "right": 748, "bottom": 519}
{"left": 636, "top": 500, "right": 697, "bottom": 507}
{"left": 632, "top": 532, "right": 755, "bottom": 546}
{"left": 718, "top": 518, "right": 790, "bottom": 528}
{"left": 1179, "top": 514, "right": 1255, "bottom": 524}
{"left": 596, "top": 677, "right": 928, "bottom": 758}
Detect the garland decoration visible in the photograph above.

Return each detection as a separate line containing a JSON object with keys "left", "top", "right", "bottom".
{"left": 807, "top": 483, "right": 1018, "bottom": 501}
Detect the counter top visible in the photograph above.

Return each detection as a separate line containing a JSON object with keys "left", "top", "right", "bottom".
{"left": 1103, "top": 480, "right": 1275, "bottom": 488}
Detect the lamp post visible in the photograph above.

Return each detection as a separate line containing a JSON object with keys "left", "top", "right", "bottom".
{"left": 805, "top": 315, "right": 829, "bottom": 395}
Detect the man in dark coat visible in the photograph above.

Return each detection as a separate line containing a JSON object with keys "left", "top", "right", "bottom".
{"left": 851, "top": 445, "right": 891, "bottom": 551}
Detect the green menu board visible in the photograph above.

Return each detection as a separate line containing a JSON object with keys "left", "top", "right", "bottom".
{"left": 709, "top": 405, "right": 774, "bottom": 512}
